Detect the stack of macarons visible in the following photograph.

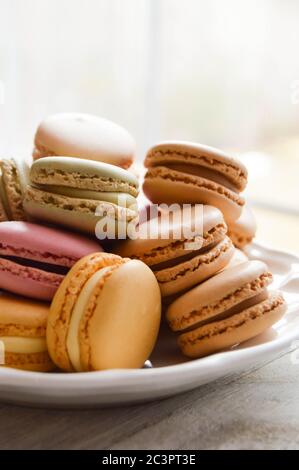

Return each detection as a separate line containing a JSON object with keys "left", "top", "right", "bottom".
{"left": 116, "top": 140, "right": 285, "bottom": 358}
{"left": 143, "top": 141, "right": 257, "bottom": 249}
{"left": 0, "top": 113, "right": 287, "bottom": 372}
{"left": 0, "top": 221, "right": 102, "bottom": 371}
{"left": 0, "top": 113, "right": 162, "bottom": 372}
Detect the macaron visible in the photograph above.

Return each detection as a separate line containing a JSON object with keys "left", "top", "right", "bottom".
{"left": 0, "top": 221, "right": 101, "bottom": 301}
{"left": 143, "top": 141, "right": 247, "bottom": 223}
{"left": 33, "top": 113, "right": 136, "bottom": 168}
{"left": 0, "top": 157, "right": 30, "bottom": 221}
{"left": 0, "top": 293, "right": 54, "bottom": 371}
{"left": 227, "top": 205, "right": 257, "bottom": 249}
{"left": 47, "top": 252, "right": 161, "bottom": 371}
{"left": 166, "top": 260, "right": 286, "bottom": 358}
{"left": 24, "top": 156, "right": 139, "bottom": 236}
{"left": 116, "top": 205, "right": 235, "bottom": 300}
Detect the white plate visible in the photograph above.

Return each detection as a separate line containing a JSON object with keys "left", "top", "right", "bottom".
{"left": 1, "top": 242, "right": 299, "bottom": 408}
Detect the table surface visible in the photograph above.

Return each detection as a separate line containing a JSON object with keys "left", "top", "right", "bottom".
{"left": 1, "top": 208, "right": 299, "bottom": 450}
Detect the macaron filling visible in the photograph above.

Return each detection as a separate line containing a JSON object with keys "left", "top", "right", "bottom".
{"left": 150, "top": 236, "right": 227, "bottom": 271}
{"left": 126, "top": 221, "right": 227, "bottom": 267}
{"left": 0, "top": 255, "right": 69, "bottom": 275}
{"left": 160, "top": 163, "right": 239, "bottom": 192}
{"left": 66, "top": 266, "right": 116, "bottom": 371}
{"left": 181, "top": 290, "right": 269, "bottom": 333}
{"left": 156, "top": 237, "right": 233, "bottom": 284}
{"left": 145, "top": 145, "right": 247, "bottom": 191}
{"left": 0, "top": 336, "right": 47, "bottom": 354}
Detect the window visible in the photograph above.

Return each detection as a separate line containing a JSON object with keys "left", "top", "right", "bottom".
{"left": 1, "top": 0, "right": 298, "bottom": 220}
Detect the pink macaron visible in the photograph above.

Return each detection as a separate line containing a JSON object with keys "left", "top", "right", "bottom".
{"left": 0, "top": 222, "right": 102, "bottom": 301}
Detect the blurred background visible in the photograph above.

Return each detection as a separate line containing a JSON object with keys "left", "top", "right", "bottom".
{"left": 0, "top": 0, "right": 298, "bottom": 249}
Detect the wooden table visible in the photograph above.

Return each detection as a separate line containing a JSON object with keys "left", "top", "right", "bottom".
{"left": 0, "top": 208, "right": 299, "bottom": 450}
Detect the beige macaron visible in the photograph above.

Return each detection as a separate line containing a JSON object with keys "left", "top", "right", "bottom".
{"left": 0, "top": 293, "right": 54, "bottom": 372}
{"left": 166, "top": 260, "right": 286, "bottom": 358}
{"left": 115, "top": 205, "right": 235, "bottom": 300}
{"left": 33, "top": 113, "right": 136, "bottom": 168}
{"left": 227, "top": 204, "right": 257, "bottom": 249}
{"left": 47, "top": 252, "right": 161, "bottom": 372}
{"left": 143, "top": 141, "right": 247, "bottom": 223}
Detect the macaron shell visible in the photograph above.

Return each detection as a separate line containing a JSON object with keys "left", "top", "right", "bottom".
{"left": 0, "top": 221, "right": 101, "bottom": 264}
{"left": 157, "top": 237, "right": 234, "bottom": 297}
{"left": 0, "top": 258, "right": 63, "bottom": 301}
{"left": 0, "top": 293, "right": 49, "bottom": 336}
{"left": 116, "top": 205, "right": 226, "bottom": 262}
{"left": 178, "top": 292, "right": 286, "bottom": 358}
{"left": 1, "top": 158, "right": 29, "bottom": 221}
{"left": 37, "top": 185, "right": 138, "bottom": 209}
{"left": 3, "top": 351, "right": 54, "bottom": 372}
{"left": 145, "top": 141, "right": 248, "bottom": 192}
{"left": 80, "top": 260, "right": 161, "bottom": 371}
{"left": 33, "top": 113, "right": 136, "bottom": 168}
{"left": 143, "top": 168, "right": 244, "bottom": 223}
{"left": 30, "top": 156, "right": 139, "bottom": 196}
{"left": 47, "top": 253, "right": 124, "bottom": 371}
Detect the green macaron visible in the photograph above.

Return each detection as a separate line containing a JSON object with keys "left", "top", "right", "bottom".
{"left": 24, "top": 157, "right": 139, "bottom": 237}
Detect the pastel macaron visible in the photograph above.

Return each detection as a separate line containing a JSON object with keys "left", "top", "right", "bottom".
{"left": 116, "top": 206, "right": 235, "bottom": 301}
{"left": 0, "top": 221, "right": 101, "bottom": 301}
{"left": 33, "top": 113, "right": 136, "bottom": 168}
{"left": 24, "top": 157, "right": 139, "bottom": 236}
{"left": 47, "top": 253, "right": 161, "bottom": 371}
{"left": 0, "top": 157, "right": 30, "bottom": 221}
{"left": 227, "top": 204, "right": 257, "bottom": 249}
{"left": 143, "top": 141, "right": 247, "bottom": 223}
{"left": 166, "top": 260, "right": 286, "bottom": 358}
{"left": 0, "top": 293, "right": 54, "bottom": 372}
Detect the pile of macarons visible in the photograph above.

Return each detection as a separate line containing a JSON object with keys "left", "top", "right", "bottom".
{"left": 0, "top": 112, "right": 286, "bottom": 373}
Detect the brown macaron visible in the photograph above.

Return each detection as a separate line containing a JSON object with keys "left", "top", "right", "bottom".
{"left": 166, "top": 260, "right": 286, "bottom": 358}
{"left": 227, "top": 204, "right": 257, "bottom": 249}
{"left": 143, "top": 141, "right": 247, "bottom": 223}
{"left": 115, "top": 205, "right": 235, "bottom": 301}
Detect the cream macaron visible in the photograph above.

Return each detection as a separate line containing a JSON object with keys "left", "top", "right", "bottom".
{"left": 33, "top": 113, "right": 136, "bottom": 169}
{"left": 0, "top": 293, "right": 54, "bottom": 372}
{"left": 47, "top": 253, "right": 161, "bottom": 372}
{"left": 166, "top": 260, "right": 286, "bottom": 358}
{"left": 143, "top": 142, "right": 247, "bottom": 223}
